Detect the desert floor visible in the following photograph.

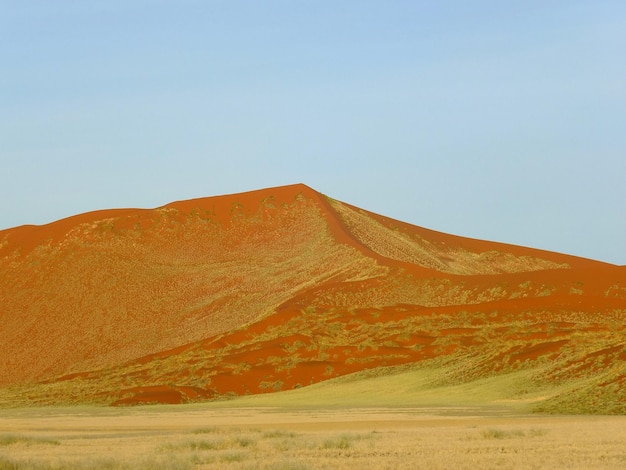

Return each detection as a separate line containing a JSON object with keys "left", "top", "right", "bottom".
{"left": 0, "top": 404, "right": 624, "bottom": 469}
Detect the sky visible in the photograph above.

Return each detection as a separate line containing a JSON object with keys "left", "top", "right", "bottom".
{"left": 1, "top": 1, "right": 625, "bottom": 265}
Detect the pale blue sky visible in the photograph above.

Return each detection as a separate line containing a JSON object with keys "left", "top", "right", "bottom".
{"left": 2, "top": 1, "right": 625, "bottom": 264}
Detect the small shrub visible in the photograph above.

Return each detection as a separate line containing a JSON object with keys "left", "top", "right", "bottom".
{"left": 263, "top": 430, "right": 298, "bottom": 439}
{"left": 481, "top": 428, "right": 525, "bottom": 439}
{"left": 165, "top": 439, "right": 227, "bottom": 451}
{"left": 235, "top": 436, "right": 256, "bottom": 448}
{"left": 192, "top": 427, "right": 220, "bottom": 434}
{"left": 321, "top": 434, "right": 356, "bottom": 449}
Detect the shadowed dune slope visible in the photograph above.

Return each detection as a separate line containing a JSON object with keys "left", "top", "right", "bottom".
{"left": 1, "top": 184, "right": 624, "bottom": 413}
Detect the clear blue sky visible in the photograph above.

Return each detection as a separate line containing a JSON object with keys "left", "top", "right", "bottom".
{"left": 2, "top": 1, "right": 625, "bottom": 264}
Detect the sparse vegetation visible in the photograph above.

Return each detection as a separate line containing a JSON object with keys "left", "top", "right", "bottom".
{"left": 481, "top": 428, "right": 526, "bottom": 439}
{"left": 0, "top": 435, "right": 59, "bottom": 446}
{"left": 0, "top": 406, "right": 622, "bottom": 469}
{"left": 1, "top": 185, "right": 625, "bottom": 417}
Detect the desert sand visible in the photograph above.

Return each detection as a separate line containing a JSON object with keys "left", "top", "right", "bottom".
{"left": 1, "top": 184, "right": 624, "bottom": 414}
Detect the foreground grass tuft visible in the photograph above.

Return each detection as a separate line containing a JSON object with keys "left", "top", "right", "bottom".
{"left": 191, "top": 426, "right": 220, "bottom": 434}
{"left": 0, "top": 435, "right": 60, "bottom": 446}
{"left": 481, "top": 427, "right": 548, "bottom": 439}
{"left": 263, "top": 430, "right": 298, "bottom": 439}
{"left": 246, "top": 462, "right": 313, "bottom": 470}
{"left": 321, "top": 435, "right": 353, "bottom": 450}
{"left": 321, "top": 433, "right": 371, "bottom": 450}
{"left": 0, "top": 456, "right": 193, "bottom": 470}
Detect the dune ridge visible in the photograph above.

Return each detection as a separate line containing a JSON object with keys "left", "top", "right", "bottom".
{"left": 1, "top": 184, "right": 624, "bottom": 413}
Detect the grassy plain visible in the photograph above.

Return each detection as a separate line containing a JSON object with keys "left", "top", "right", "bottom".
{"left": 1, "top": 396, "right": 624, "bottom": 469}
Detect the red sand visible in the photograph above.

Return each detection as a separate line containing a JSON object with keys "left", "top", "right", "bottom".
{"left": 1, "top": 184, "right": 625, "bottom": 407}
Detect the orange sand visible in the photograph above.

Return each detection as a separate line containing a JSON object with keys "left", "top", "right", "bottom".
{"left": 1, "top": 184, "right": 624, "bottom": 409}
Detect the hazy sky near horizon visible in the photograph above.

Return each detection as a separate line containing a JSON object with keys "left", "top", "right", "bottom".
{"left": 2, "top": 1, "right": 625, "bottom": 264}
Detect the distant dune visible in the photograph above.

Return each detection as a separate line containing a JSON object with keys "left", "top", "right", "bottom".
{"left": 1, "top": 184, "right": 624, "bottom": 413}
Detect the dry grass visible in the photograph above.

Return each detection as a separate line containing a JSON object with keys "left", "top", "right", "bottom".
{"left": 0, "top": 435, "right": 60, "bottom": 447}
{"left": 0, "top": 404, "right": 624, "bottom": 469}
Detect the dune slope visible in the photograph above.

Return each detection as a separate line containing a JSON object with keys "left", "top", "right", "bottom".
{"left": 0, "top": 184, "right": 624, "bottom": 413}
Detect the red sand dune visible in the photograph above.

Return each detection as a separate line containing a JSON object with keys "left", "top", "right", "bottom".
{"left": 0, "top": 184, "right": 624, "bottom": 412}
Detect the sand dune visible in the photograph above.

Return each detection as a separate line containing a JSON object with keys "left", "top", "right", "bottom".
{"left": 1, "top": 184, "right": 624, "bottom": 413}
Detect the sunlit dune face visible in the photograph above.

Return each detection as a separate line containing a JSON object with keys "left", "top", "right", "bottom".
{"left": 1, "top": 184, "right": 624, "bottom": 413}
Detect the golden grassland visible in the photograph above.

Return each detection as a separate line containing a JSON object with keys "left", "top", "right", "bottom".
{"left": 1, "top": 363, "right": 625, "bottom": 468}
{"left": 0, "top": 399, "right": 624, "bottom": 470}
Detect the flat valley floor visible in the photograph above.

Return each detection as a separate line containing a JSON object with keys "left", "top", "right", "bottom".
{"left": 0, "top": 405, "right": 624, "bottom": 469}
